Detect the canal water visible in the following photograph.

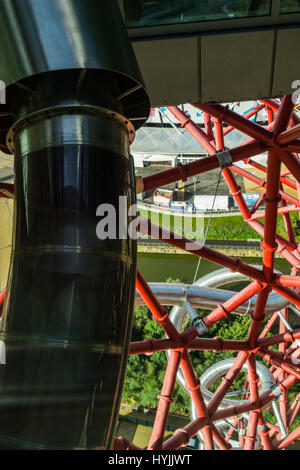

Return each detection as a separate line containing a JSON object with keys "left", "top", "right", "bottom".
{"left": 137, "top": 253, "right": 291, "bottom": 284}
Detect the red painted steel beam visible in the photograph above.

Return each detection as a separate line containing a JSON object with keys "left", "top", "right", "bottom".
{"left": 203, "top": 111, "right": 215, "bottom": 142}
{"left": 140, "top": 140, "right": 264, "bottom": 193}
{"left": 138, "top": 217, "right": 267, "bottom": 283}
{"left": 113, "top": 437, "right": 142, "bottom": 450}
{"left": 249, "top": 204, "right": 299, "bottom": 221}
{"left": 275, "top": 149, "right": 300, "bottom": 184}
{"left": 247, "top": 288, "right": 270, "bottom": 348}
{"left": 167, "top": 106, "right": 216, "bottom": 155}
{"left": 213, "top": 373, "right": 298, "bottom": 423}
{"left": 261, "top": 98, "right": 300, "bottom": 126}
{"left": 161, "top": 370, "right": 298, "bottom": 450}
{"left": 255, "top": 328, "right": 300, "bottom": 349}
{"left": 207, "top": 351, "right": 249, "bottom": 418}
{"left": 257, "top": 414, "right": 274, "bottom": 450}
{"left": 180, "top": 350, "right": 214, "bottom": 450}
{"left": 138, "top": 218, "right": 300, "bottom": 299}
{"left": 288, "top": 394, "right": 300, "bottom": 428}
{"left": 257, "top": 350, "right": 300, "bottom": 380}
{"left": 276, "top": 123, "right": 300, "bottom": 145}
{"left": 223, "top": 103, "right": 266, "bottom": 137}
{"left": 136, "top": 270, "right": 183, "bottom": 344}
{"left": 244, "top": 411, "right": 260, "bottom": 450}
{"left": 194, "top": 102, "right": 273, "bottom": 144}
{"left": 231, "top": 164, "right": 300, "bottom": 220}
{"left": 273, "top": 426, "right": 300, "bottom": 449}
{"left": 202, "top": 281, "right": 262, "bottom": 329}
{"left": 279, "top": 188, "right": 297, "bottom": 246}
{"left": 148, "top": 349, "right": 183, "bottom": 450}
{"left": 0, "top": 289, "right": 5, "bottom": 316}
{"left": 0, "top": 182, "right": 14, "bottom": 199}
{"left": 246, "top": 158, "right": 297, "bottom": 192}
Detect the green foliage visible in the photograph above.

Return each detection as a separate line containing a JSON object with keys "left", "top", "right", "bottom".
{"left": 138, "top": 209, "right": 300, "bottom": 242}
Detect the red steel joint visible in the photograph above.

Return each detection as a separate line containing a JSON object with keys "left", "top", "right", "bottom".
{"left": 176, "top": 162, "right": 188, "bottom": 182}
{"left": 213, "top": 336, "right": 224, "bottom": 352}
{"left": 261, "top": 241, "right": 278, "bottom": 254}
{"left": 157, "top": 395, "right": 173, "bottom": 403}
{"left": 143, "top": 337, "right": 155, "bottom": 356}
{"left": 230, "top": 257, "right": 242, "bottom": 273}
{"left": 180, "top": 116, "right": 191, "bottom": 128}
{"left": 276, "top": 244, "right": 287, "bottom": 255}
{"left": 155, "top": 309, "right": 169, "bottom": 323}
{"left": 248, "top": 376, "right": 260, "bottom": 386}
{"left": 229, "top": 186, "right": 242, "bottom": 197}
{"left": 263, "top": 194, "right": 282, "bottom": 204}
{"left": 259, "top": 179, "right": 266, "bottom": 188}
{"left": 221, "top": 376, "right": 235, "bottom": 387}
{"left": 174, "top": 428, "right": 190, "bottom": 446}
{"left": 185, "top": 381, "right": 200, "bottom": 393}
{"left": 217, "top": 304, "right": 229, "bottom": 319}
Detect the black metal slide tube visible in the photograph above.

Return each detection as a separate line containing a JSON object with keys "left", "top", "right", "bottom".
{"left": 0, "top": 0, "right": 149, "bottom": 450}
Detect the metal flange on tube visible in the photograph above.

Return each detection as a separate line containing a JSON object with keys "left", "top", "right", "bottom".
{"left": 0, "top": 0, "right": 149, "bottom": 449}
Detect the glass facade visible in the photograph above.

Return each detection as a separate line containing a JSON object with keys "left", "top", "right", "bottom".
{"left": 124, "top": 0, "right": 271, "bottom": 28}
{"left": 280, "top": 0, "right": 300, "bottom": 13}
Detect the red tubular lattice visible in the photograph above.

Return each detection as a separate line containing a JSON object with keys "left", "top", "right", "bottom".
{"left": 115, "top": 96, "right": 300, "bottom": 450}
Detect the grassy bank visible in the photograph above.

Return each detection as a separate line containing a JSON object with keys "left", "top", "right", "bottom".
{"left": 138, "top": 208, "right": 300, "bottom": 242}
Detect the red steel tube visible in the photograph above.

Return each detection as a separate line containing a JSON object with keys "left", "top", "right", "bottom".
{"left": 141, "top": 140, "right": 264, "bottom": 193}
{"left": 167, "top": 106, "right": 216, "bottom": 155}
{"left": 279, "top": 188, "right": 297, "bottom": 246}
{"left": 113, "top": 437, "right": 142, "bottom": 450}
{"left": 247, "top": 288, "right": 271, "bottom": 348}
{"left": 223, "top": 103, "right": 266, "bottom": 137}
{"left": 256, "top": 328, "right": 300, "bottom": 349}
{"left": 194, "top": 102, "right": 273, "bottom": 144}
{"left": 148, "top": 349, "right": 183, "bottom": 450}
{"left": 246, "top": 158, "right": 297, "bottom": 192}
{"left": 257, "top": 351, "right": 300, "bottom": 380}
{"left": 211, "top": 424, "right": 232, "bottom": 450}
{"left": 275, "top": 149, "right": 300, "bottom": 184}
{"left": 0, "top": 289, "right": 5, "bottom": 315}
{"left": 288, "top": 394, "right": 300, "bottom": 428}
{"left": 203, "top": 111, "right": 215, "bottom": 142}
{"left": 138, "top": 217, "right": 267, "bottom": 283}
{"left": 257, "top": 414, "right": 274, "bottom": 450}
{"left": 0, "top": 182, "right": 14, "bottom": 199}
{"left": 249, "top": 204, "right": 299, "bottom": 221}
{"left": 202, "top": 280, "right": 262, "bottom": 329}
{"left": 136, "top": 270, "right": 183, "bottom": 344}
{"left": 273, "top": 426, "right": 300, "bottom": 449}
{"left": 161, "top": 372, "right": 298, "bottom": 450}
{"left": 244, "top": 411, "right": 260, "bottom": 450}
{"left": 180, "top": 351, "right": 214, "bottom": 450}
{"left": 276, "top": 122, "right": 300, "bottom": 145}
{"left": 207, "top": 351, "right": 249, "bottom": 418}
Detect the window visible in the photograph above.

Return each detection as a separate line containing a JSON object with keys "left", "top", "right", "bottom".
{"left": 280, "top": 0, "right": 300, "bottom": 14}
{"left": 124, "top": 0, "right": 272, "bottom": 28}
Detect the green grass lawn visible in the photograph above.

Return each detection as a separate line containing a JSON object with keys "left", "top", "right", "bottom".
{"left": 138, "top": 208, "right": 300, "bottom": 242}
